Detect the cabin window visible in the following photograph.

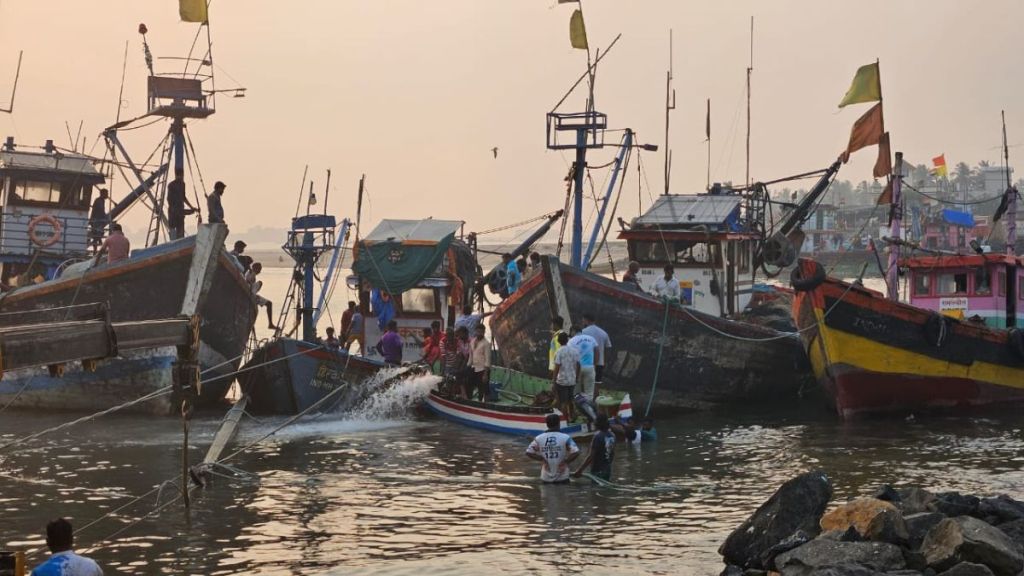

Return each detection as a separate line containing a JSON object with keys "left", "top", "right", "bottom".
{"left": 997, "top": 270, "right": 1007, "bottom": 297}
{"left": 673, "top": 241, "right": 712, "bottom": 265}
{"left": 736, "top": 241, "right": 751, "bottom": 274}
{"left": 15, "top": 180, "right": 60, "bottom": 203}
{"left": 973, "top": 268, "right": 992, "bottom": 296}
{"left": 913, "top": 273, "right": 931, "bottom": 297}
{"left": 937, "top": 272, "right": 968, "bottom": 295}
{"left": 8, "top": 179, "right": 92, "bottom": 208}
{"left": 631, "top": 241, "right": 670, "bottom": 263}
{"left": 401, "top": 288, "right": 437, "bottom": 314}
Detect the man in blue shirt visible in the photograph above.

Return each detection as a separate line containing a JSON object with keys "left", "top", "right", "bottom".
{"left": 31, "top": 518, "right": 102, "bottom": 576}
{"left": 568, "top": 331, "right": 598, "bottom": 399}
{"left": 504, "top": 253, "right": 522, "bottom": 295}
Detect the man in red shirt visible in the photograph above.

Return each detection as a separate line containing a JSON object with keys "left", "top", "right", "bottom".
{"left": 95, "top": 223, "right": 130, "bottom": 265}
{"left": 340, "top": 301, "right": 356, "bottom": 341}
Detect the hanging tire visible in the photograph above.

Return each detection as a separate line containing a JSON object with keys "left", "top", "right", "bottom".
{"left": 790, "top": 261, "right": 826, "bottom": 292}
{"left": 923, "top": 313, "right": 950, "bottom": 348}
{"left": 1008, "top": 328, "right": 1024, "bottom": 361}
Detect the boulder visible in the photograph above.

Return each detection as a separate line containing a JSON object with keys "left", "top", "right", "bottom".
{"left": 930, "top": 493, "right": 981, "bottom": 518}
{"left": 921, "top": 516, "right": 1023, "bottom": 576}
{"left": 906, "top": 513, "right": 947, "bottom": 550}
{"left": 865, "top": 508, "right": 910, "bottom": 545}
{"left": 719, "top": 566, "right": 744, "bottom": 576}
{"left": 774, "top": 540, "right": 905, "bottom": 576}
{"left": 875, "top": 484, "right": 900, "bottom": 504}
{"left": 978, "top": 496, "right": 1024, "bottom": 525}
{"left": 760, "top": 530, "right": 813, "bottom": 568}
{"left": 719, "top": 471, "right": 833, "bottom": 569}
{"left": 995, "top": 518, "right": 1024, "bottom": 551}
{"left": 790, "top": 564, "right": 885, "bottom": 576}
{"left": 822, "top": 498, "right": 900, "bottom": 535}
{"left": 819, "top": 527, "right": 865, "bottom": 542}
{"left": 899, "top": 487, "right": 937, "bottom": 515}
{"left": 937, "top": 562, "right": 996, "bottom": 576}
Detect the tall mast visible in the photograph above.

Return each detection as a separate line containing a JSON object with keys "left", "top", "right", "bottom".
{"left": 663, "top": 30, "right": 675, "bottom": 195}
{"left": 1004, "top": 110, "right": 1017, "bottom": 254}
{"left": 706, "top": 98, "right": 711, "bottom": 190}
{"left": 887, "top": 152, "right": 903, "bottom": 301}
{"left": 745, "top": 16, "right": 753, "bottom": 187}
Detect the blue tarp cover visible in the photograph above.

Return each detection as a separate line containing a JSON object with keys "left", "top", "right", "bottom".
{"left": 942, "top": 209, "right": 975, "bottom": 228}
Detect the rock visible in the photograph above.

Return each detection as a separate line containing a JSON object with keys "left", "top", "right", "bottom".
{"left": 902, "top": 548, "right": 928, "bottom": 571}
{"left": 791, "top": 564, "right": 885, "bottom": 576}
{"left": 995, "top": 518, "right": 1024, "bottom": 551}
{"left": 741, "top": 571, "right": 768, "bottom": 576}
{"left": 865, "top": 508, "right": 910, "bottom": 545}
{"left": 719, "top": 471, "right": 833, "bottom": 569}
{"left": 822, "top": 498, "right": 901, "bottom": 535}
{"left": 978, "top": 496, "right": 1024, "bottom": 525}
{"left": 921, "top": 516, "right": 1023, "bottom": 576}
{"left": 760, "top": 530, "right": 813, "bottom": 569}
{"left": 906, "top": 513, "right": 947, "bottom": 550}
{"left": 900, "top": 487, "right": 937, "bottom": 515}
{"left": 820, "top": 527, "right": 865, "bottom": 543}
{"left": 774, "top": 540, "right": 905, "bottom": 576}
{"left": 930, "top": 493, "right": 981, "bottom": 518}
{"left": 937, "top": 562, "right": 996, "bottom": 576}
{"left": 720, "top": 565, "right": 744, "bottom": 576}
{"left": 875, "top": 485, "right": 901, "bottom": 504}
{"left": 888, "top": 571, "right": 929, "bottom": 576}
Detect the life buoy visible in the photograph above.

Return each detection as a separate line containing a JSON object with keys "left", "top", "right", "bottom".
{"left": 27, "top": 214, "right": 62, "bottom": 248}
{"left": 923, "top": 313, "right": 950, "bottom": 348}
{"left": 1008, "top": 328, "right": 1024, "bottom": 361}
{"left": 790, "top": 260, "right": 826, "bottom": 292}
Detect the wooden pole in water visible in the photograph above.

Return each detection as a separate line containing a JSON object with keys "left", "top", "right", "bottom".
{"left": 182, "top": 401, "right": 191, "bottom": 509}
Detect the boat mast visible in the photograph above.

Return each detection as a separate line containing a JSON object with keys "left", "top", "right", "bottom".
{"left": 664, "top": 30, "right": 675, "bottom": 195}
{"left": 745, "top": 16, "right": 753, "bottom": 187}
{"left": 1003, "top": 110, "right": 1017, "bottom": 255}
{"left": 887, "top": 152, "right": 903, "bottom": 301}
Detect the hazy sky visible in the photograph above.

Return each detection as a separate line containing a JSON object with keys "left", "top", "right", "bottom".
{"left": 0, "top": 1, "right": 1020, "bottom": 239}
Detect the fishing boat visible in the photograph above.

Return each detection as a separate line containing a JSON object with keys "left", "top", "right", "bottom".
{"left": 425, "top": 365, "right": 632, "bottom": 438}
{"left": 792, "top": 149, "right": 1024, "bottom": 418}
{"left": 0, "top": 25, "right": 257, "bottom": 414}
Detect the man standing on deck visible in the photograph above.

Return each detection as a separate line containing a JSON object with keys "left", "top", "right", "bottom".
{"left": 568, "top": 330, "right": 598, "bottom": 400}
{"left": 207, "top": 181, "right": 226, "bottom": 225}
{"left": 504, "top": 253, "right": 522, "bottom": 296}
{"left": 376, "top": 320, "right": 403, "bottom": 365}
{"left": 551, "top": 332, "right": 580, "bottom": 421}
{"left": 469, "top": 323, "right": 491, "bottom": 401}
{"left": 573, "top": 414, "right": 616, "bottom": 482}
{"left": 651, "top": 264, "right": 682, "bottom": 301}
{"left": 167, "top": 172, "right": 198, "bottom": 240}
{"left": 94, "top": 223, "right": 129, "bottom": 265}
{"left": 87, "top": 188, "right": 109, "bottom": 251}
{"left": 581, "top": 313, "right": 611, "bottom": 398}
{"left": 525, "top": 413, "right": 580, "bottom": 484}
{"left": 622, "top": 261, "right": 642, "bottom": 291}
{"left": 548, "top": 316, "right": 566, "bottom": 378}
{"left": 31, "top": 518, "right": 102, "bottom": 576}
{"left": 346, "top": 306, "right": 365, "bottom": 352}
{"left": 340, "top": 301, "right": 357, "bottom": 341}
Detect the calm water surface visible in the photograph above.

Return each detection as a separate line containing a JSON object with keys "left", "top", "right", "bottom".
{"left": 1, "top": 270, "right": 1023, "bottom": 575}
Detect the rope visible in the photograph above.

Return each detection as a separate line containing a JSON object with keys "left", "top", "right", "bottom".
{"left": 580, "top": 472, "right": 679, "bottom": 493}
{"left": 902, "top": 179, "right": 1006, "bottom": 206}
{"left": 473, "top": 211, "right": 560, "bottom": 236}
{"left": 644, "top": 300, "right": 671, "bottom": 417}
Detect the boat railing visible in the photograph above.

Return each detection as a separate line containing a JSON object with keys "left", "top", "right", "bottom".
{"left": 0, "top": 210, "right": 90, "bottom": 260}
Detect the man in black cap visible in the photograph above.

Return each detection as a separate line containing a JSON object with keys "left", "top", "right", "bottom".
{"left": 167, "top": 171, "right": 198, "bottom": 240}
{"left": 208, "top": 181, "right": 226, "bottom": 225}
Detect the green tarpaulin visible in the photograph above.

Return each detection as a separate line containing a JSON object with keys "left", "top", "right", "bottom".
{"left": 351, "top": 233, "right": 455, "bottom": 294}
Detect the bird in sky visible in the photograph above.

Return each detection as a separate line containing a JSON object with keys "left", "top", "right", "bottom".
{"left": 491, "top": 147, "right": 499, "bottom": 159}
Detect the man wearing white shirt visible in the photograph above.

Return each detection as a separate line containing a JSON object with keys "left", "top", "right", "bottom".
{"left": 651, "top": 264, "right": 682, "bottom": 301}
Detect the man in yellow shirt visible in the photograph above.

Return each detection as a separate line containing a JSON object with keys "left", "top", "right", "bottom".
{"left": 548, "top": 315, "right": 566, "bottom": 378}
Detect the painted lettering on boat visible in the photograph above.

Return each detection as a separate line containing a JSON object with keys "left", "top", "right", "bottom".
{"left": 311, "top": 362, "right": 346, "bottom": 391}
{"left": 851, "top": 316, "right": 888, "bottom": 335}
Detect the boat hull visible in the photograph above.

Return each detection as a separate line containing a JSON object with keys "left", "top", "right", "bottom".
{"left": 792, "top": 259, "right": 1024, "bottom": 418}
{"left": 0, "top": 236, "right": 257, "bottom": 414}
{"left": 239, "top": 338, "right": 396, "bottom": 415}
{"left": 488, "top": 260, "right": 813, "bottom": 411}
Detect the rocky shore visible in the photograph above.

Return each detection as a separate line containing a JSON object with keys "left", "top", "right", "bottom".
{"left": 719, "top": 471, "right": 1024, "bottom": 576}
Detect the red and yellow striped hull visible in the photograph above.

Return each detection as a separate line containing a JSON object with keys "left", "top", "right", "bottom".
{"left": 791, "top": 259, "right": 1024, "bottom": 418}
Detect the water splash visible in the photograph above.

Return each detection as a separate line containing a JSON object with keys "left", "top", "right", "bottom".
{"left": 348, "top": 373, "right": 440, "bottom": 420}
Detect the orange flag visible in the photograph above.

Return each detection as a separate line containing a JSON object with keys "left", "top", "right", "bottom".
{"left": 846, "top": 102, "right": 885, "bottom": 156}
{"left": 876, "top": 178, "right": 893, "bottom": 205}
{"left": 873, "top": 132, "right": 892, "bottom": 178}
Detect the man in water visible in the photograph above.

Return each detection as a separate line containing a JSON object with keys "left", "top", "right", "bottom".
{"left": 568, "top": 330, "right": 598, "bottom": 400}
{"left": 167, "top": 171, "right": 198, "bottom": 240}
{"left": 551, "top": 332, "right": 580, "bottom": 421}
{"left": 526, "top": 413, "right": 580, "bottom": 484}
{"left": 581, "top": 313, "right": 611, "bottom": 397}
{"left": 207, "top": 181, "right": 226, "bottom": 225}
{"left": 31, "top": 517, "right": 102, "bottom": 576}
{"left": 376, "top": 320, "right": 403, "bottom": 365}
{"left": 622, "top": 261, "right": 642, "bottom": 291}
{"left": 573, "top": 413, "right": 615, "bottom": 481}
{"left": 651, "top": 264, "right": 681, "bottom": 301}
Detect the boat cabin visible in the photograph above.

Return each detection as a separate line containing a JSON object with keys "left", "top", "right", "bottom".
{"left": 348, "top": 218, "right": 476, "bottom": 363}
{"left": 0, "top": 138, "right": 105, "bottom": 284}
{"left": 619, "top": 191, "right": 759, "bottom": 317}
{"left": 904, "top": 253, "right": 1022, "bottom": 328}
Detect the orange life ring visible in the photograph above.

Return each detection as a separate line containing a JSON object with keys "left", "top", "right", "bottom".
{"left": 27, "top": 214, "right": 62, "bottom": 248}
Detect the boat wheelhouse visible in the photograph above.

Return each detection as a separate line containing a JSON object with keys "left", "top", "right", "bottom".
{"left": 619, "top": 190, "right": 759, "bottom": 317}
{"left": 904, "top": 253, "right": 1022, "bottom": 329}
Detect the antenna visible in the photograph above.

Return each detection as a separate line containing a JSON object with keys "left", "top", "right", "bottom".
{"left": 1003, "top": 110, "right": 1011, "bottom": 190}
{"left": 663, "top": 29, "right": 676, "bottom": 195}
{"left": 706, "top": 98, "right": 711, "bottom": 190}
{"left": 0, "top": 50, "right": 23, "bottom": 114}
{"left": 746, "top": 16, "right": 754, "bottom": 187}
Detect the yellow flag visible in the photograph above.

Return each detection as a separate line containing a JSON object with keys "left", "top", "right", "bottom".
{"left": 569, "top": 9, "right": 588, "bottom": 50}
{"left": 838, "top": 62, "right": 881, "bottom": 108}
{"left": 179, "top": 0, "right": 208, "bottom": 23}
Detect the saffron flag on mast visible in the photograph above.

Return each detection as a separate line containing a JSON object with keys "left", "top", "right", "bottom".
{"left": 569, "top": 9, "right": 588, "bottom": 50}
{"left": 932, "top": 154, "right": 948, "bottom": 178}
{"left": 845, "top": 102, "right": 884, "bottom": 156}
{"left": 838, "top": 62, "right": 881, "bottom": 108}
{"left": 874, "top": 132, "right": 892, "bottom": 178}
{"left": 179, "top": 0, "right": 208, "bottom": 23}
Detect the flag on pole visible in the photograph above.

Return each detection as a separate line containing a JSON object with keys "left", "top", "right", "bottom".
{"left": 876, "top": 178, "right": 893, "bottom": 206}
{"left": 179, "top": 0, "right": 208, "bottom": 23}
{"left": 838, "top": 62, "right": 882, "bottom": 108}
{"left": 931, "top": 154, "right": 948, "bottom": 178}
{"left": 705, "top": 99, "right": 711, "bottom": 141}
{"left": 569, "top": 9, "right": 588, "bottom": 50}
{"left": 845, "top": 102, "right": 884, "bottom": 156}
{"left": 873, "top": 132, "right": 892, "bottom": 178}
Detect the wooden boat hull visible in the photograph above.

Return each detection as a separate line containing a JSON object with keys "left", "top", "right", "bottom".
{"left": 424, "top": 366, "right": 632, "bottom": 438}
{"left": 0, "top": 236, "right": 257, "bottom": 414}
{"left": 791, "top": 258, "right": 1024, "bottom": 418}
{"left": 239, "top": 338, "right": 404, "bottom": 415}
{"left": 488, "top": 259, "right": 813, "bottom": 411}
